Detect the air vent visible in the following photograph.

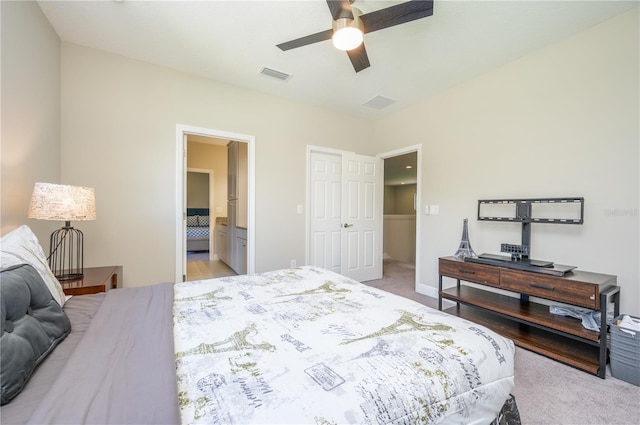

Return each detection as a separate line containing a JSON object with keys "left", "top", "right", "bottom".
{"left": 259, "top": 66, "right": 293, "bottom": 82}
{"left": 362, "top": 95, "right": 396, "bottom": 110}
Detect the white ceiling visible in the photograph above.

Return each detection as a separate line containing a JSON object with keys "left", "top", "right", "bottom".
{"left": 37, "top": 0, "right": 636, "bottom": 120}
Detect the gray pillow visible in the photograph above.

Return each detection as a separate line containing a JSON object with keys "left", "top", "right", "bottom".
{"left": 1, "top": 263, "right": 71, "bottom": 405}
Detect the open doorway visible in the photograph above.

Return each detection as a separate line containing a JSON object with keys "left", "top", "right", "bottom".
{"left": 377, "top": 145, "right": 421, "bottom": 292}
{"left": 186, "top": 168, "right": 214, "bottom": 259}
{"left": 175, "top": 124, "right": 255, "bottom": 283}
{"left": 185, "top": 164, "right": 236, "bottom": 280}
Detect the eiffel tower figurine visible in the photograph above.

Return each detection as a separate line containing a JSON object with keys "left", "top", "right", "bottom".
{"left": 454, "top": 218, "right": 477, "bottom": 260}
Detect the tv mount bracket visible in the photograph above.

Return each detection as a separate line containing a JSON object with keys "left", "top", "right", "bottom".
{"left": 477, "top": 197, "right": 584, "bottom": 263}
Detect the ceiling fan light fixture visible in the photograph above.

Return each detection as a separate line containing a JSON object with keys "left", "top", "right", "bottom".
{"left": 332, "top": 25, "right": 363, "bottom": 51}
{"left": 332, "top": 7, "right": 363, "bottom": 51}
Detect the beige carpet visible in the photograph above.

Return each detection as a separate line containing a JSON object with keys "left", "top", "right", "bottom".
{"left": 183, "top": 258, "right": 640, "bottom": 423}
{"left": 364, "top": 260, "right": 640, "bottom": 425}
{"left": 364, "top": 260, "right": 437, "bottom": 308}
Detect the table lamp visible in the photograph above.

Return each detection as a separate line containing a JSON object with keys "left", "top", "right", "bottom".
{"left": 28, "top": 182, "right": 96, "bottom": 281}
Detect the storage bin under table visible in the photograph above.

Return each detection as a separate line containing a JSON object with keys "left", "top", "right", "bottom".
{"left": 610, "top": 314, "right": 640, "bottom": 386}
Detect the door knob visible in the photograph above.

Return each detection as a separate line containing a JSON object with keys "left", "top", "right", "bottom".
{"left": 343, "top": 223, "right": 353, "bottom": 228}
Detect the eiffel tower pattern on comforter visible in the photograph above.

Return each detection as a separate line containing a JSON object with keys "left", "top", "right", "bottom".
{"left": 173, "top": 266, "right": 515, "bottom": 424}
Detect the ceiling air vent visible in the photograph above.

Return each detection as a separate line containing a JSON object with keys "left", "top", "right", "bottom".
{"left": 363, "top": 95, "right": 396, "bottom": 110}
{"left": 259, "top": 66, "right": 292, "bottom": 82}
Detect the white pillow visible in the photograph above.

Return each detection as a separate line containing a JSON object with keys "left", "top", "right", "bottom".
{"left": 0, "top": 225, "right": 66, "bottom": 306}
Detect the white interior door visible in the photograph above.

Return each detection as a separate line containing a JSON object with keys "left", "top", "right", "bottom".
{"left": 340, "top": 152, "right": 383, "bottom": 282}
{"left": 309, "top": 151, "right": 342, "bottom": 273}
{"left": 308, "top": 149, "right": 383, "bottom": 282}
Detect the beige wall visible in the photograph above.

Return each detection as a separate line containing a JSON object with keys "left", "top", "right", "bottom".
{"left": 384, "top": 184, "right": 417, "bottom": 215}
{"left": 372, "top": 8, "right": 639, "bottom": 314}
{"left": 383, "top": 185, "right": 417, "bottom": 263}
{"left": 2, "top": 3, "right": 637, "bottom": 315}
{"left": 1, "top": 1, "right": 61, "bottom": 241}
{"left": 187, "top": 141, "right": 228, "bottom": 218}
{"left": 384, "top": 216, "right": 416, "bottom": 264}
{"left": 59, "top": 43, "right": 373, "bottom": 286}
{"left": 186, "top": 172, "right": 209, "bottom": 209}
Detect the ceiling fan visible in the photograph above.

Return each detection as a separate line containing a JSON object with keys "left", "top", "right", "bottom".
{"left": 277, "top": 0, "right": 434, "bottom": 73}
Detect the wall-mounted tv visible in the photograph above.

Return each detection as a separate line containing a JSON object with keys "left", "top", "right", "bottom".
{"left": 467, "top": 197, "right": 584, "bottom": 275}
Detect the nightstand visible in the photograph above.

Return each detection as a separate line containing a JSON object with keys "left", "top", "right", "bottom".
{"left": 61, "top": 265, "right": 123, "bottom": 296}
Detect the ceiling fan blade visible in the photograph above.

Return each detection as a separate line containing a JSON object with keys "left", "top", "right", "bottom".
{"left": 361, "top": 0, "right": 434, "bottom": 34}
{"left": 346, "top": 43, "right": 370, "bottom": 73}
{"left": 326, "top": 0, "right": 353, "bottom": 21}
{"left": 277, "top": 29, "right": 333, "bottom": 51}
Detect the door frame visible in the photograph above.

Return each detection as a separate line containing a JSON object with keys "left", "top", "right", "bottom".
{"left": 377, "top": 144, "right": 423, "bottom": 294}
{"left": 175, "top": 124, "right": 255, "bottom": 283}
{"left": 186, "top": 168, "right": 214, "bottom": 259}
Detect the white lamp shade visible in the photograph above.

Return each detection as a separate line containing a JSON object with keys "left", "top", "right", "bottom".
{"left": 28, "top": 182, "right": 96, "bottom": 221}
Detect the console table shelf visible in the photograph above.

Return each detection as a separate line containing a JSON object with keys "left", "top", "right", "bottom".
{"left": 441, "top": 285, "right": 601, "bottom": 342}
{"left": 447, "top": 304, "right": 601, "bottom": 375}
{"left": 438, "top": 256, "right": 619, "bottom": 378}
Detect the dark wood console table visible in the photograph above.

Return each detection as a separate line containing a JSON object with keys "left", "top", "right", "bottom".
{"left": 438, "top": 256, "right": 619, "bottom": 378}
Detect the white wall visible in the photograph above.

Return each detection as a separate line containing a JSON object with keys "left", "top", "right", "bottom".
{"left": 59, "top": 43, "right": 374, "bottom": 287}
{"left": 0, "top": 1, "right": 61, "bottom": 240}
{"left": 372, "top": 9, "right": 639, "bottom": 314}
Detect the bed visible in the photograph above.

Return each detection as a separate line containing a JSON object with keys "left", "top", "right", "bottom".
{"left": 187, "top": 208, "right": 210, "bottom": 252}
{"left": 1, "top": 226, "right": 521, "bottom": 425}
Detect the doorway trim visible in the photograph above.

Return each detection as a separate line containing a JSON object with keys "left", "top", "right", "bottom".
{"left": 377, "top": 144, "right": 423, "bottom": 294}
{"left": 176, "top": 124, "right": 256, "bottom": 283}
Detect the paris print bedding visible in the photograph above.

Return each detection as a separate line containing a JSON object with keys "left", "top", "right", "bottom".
{"left": 173, "top": 266, "right": 515, "bottom": 424}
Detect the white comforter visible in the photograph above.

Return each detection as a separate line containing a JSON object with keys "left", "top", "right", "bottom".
{"left": 173, "top": 267, "right": 515, "bottom": 424}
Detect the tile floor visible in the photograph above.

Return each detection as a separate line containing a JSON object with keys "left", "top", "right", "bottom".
{"left": 186, "top": 251, "right": 236, "bottom": 281}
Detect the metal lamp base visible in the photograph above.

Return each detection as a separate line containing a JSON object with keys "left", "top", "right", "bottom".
{"left": 49, "top": 221, "right": 84, "bottom": 281}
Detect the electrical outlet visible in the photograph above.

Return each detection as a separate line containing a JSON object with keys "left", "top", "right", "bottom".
{"left": 290, "top": 260, "right": 297, "bottom": 268}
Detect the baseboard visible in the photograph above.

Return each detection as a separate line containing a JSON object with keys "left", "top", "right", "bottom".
{"left": 416, "top": 282, "right": 438, "bottom": 299}
{"left": 415, "top": 282, "right": 456, "bottom": 309}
